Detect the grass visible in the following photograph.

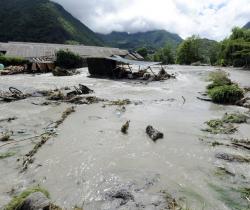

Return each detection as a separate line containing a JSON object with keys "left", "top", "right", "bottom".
{"left": 203, "top": 112, "right": 249, "bottom": 134}
{"left": 0, "top": 152, "right": 15, "bottom": 159}
{"left": 207, "top": 71, "right": 244, "bottom": 104}
{"left": 4, "top": 186, "right": 50, "bottom": 210}
{"left": 222, "top": 112, "right": 249, "bottom": 123}
{"left": 203, "top": 119, "right": 237, "bottom": 134}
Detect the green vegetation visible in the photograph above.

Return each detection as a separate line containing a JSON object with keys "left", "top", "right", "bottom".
{"left": 207, "top": 71, "right": 232, "bottom": 89}
{"left": 203, "top": 112, "right": 248, "bottom": 134}
{"left": 203, "top": 119, "right": 237, "bottom": 134}
{"left": 176, "top": 36, "right": 219, "bottom": 65}
{"left": 4, "top": 186, "right": 50, "bottom": 210}
{"left": 206, "top": 71, "right": 244, "bottom": 104}
{"left": 167, "top": 26, "right": 250, "bottom": 67}
{"left": 207, "top": 85, "right": 244, "bottom": 104}
{"left": 0, "top": 55, "right": 29, "bottom": 67}
{"left": 222, "top": 112, "right": 249, "bottom": 124}
{"left": 55, "top": 49, "right": 83, "bottom": 69}
{"left": 136, "top": 47, "right": 148, "bottom": 59}
{"left": 98, "top": 30, "right": 183, "bottom": 50}
{"left": 218, "top": 27, "right": 250, "bottom": 67}
{"left": 0, "top": 0, "right": 102, "bottom": 45}
{"left": 209, "top": 184, "right": 250, "bottom": 210}
{"left": 152, "top": 45, "right": 175, "bottom": 64}
{"left": 0, "top": 152, "right": 15, "bottom": 159}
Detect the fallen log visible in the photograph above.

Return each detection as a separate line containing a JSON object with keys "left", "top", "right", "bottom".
{"left": 146, "top": 125, "right": 164, "bottom": 142}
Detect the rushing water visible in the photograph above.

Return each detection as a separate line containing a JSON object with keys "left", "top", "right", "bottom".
{"left": 0, "top": 65, "right": 249, "bottom": 210}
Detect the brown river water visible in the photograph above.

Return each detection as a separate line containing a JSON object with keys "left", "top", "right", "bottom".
{"left": 0, "top": 65, "right": 249, "bottom": 210}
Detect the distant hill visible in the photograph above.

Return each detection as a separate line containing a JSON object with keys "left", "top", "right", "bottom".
{"left": 243, "top": 22, "right": 250, "bottom": 29}
{"left": 98, "top": 30, "right": 183, "bottom": 50}
{"left": 0, "top": 0, "right": 103, "bottom": 46}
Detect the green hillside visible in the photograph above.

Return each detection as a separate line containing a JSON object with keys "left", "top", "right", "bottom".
{"left": 98, "top": 30, "right": 183, "bottom": 50}
{"left": 0, "top": 0, "right": 103, "bottom": 45}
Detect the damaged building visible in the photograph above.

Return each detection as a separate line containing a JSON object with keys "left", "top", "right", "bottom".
{"left": 0, "top": 42, "right": 143, "bottom": 73}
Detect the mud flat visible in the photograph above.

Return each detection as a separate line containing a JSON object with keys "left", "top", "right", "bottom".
{"left": 0, "top": 66, "right": 249, "bottom": 210}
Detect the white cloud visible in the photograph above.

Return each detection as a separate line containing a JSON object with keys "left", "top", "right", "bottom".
{"left": 53, "top": 0, "right": 250, "bottom": 40}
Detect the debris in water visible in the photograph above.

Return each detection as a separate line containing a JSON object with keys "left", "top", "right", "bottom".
{"left": 0, "top": 132, "right": 11, "bottom": 142}
{"left": 146, "top": 125, "right": 164, "bottom": 142}
{"left": 215, "top": 152, "right": 250, "bottom": 163}
{"left": 0, "top": 117, "right": 17, "bottom": 123}
{"left": 0, "top": 87, "right": 27, "bottom": 102}
{"left": 52, "top": 66, "right": 79, "bottom": 77}
{"left": 109, "top": 99, "right": 131, "bottom": 106}
{"left": 121, "top": 121, "right": 130, "bottom": 134}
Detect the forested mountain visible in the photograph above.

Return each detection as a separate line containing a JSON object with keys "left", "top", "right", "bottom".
{"left": 0, "top": 0, "right": 103, "bottom": 45}
{"left": 98, "top": 30, "right": 183, "bottom": 50}
{"left": 243, "top": 22, "right": 250, "bottom": 29}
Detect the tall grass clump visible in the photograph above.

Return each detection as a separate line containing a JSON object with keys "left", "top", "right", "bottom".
{"left": 207, "top": 71, "right": 232, "bottom": 89}
{"left": 207, "top": 71, "right": 244, "bottom": 104}
{"left": 4, "top": 186, "right": 50, "bottom": 210}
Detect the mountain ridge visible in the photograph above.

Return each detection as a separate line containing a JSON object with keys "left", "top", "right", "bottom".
{"left": 98, "top": 30, "right": 183, "bottom": 50}
{"left": 0, "top": 0, "right": 103, "bottom": 46}
{"left": 243, "top": 22, "right": 250, "bottom": 29}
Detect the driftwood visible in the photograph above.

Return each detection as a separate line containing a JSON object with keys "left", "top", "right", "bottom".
{"left": 146, "top": 125, "right": 164, "bottom": 142}
{"left": 196, "top": 96, "right": 212, "bottom": 102}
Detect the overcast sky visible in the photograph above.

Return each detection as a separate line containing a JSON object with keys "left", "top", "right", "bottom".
{"left": 53, "top": 0, "right": 250, "bottom": 41}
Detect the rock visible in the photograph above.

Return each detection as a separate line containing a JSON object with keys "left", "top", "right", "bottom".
{"left": 108, "top": 189, "right": 134, "bottom": 206}
{"left": 17, "top": 192, "right": 50, "bottom": 210}
{"left": 146, "top": 126, "right": 164, "bottom": 142}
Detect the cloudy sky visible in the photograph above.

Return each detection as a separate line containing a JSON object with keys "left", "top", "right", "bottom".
{"left": 53, "top": 0, "right": 250, "bottom": 40}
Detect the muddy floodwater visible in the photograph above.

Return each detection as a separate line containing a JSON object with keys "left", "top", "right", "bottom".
{"left": 0, "top": 65, "right": 249, "bottom": 210}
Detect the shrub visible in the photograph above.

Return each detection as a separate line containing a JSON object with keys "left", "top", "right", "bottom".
{"left": 207, "top": 84, "right": 244, "bottom": 104}
{"left": 0, "top": 55, "right": 29, "bottom": 67}
{"left": 55, "top": 49, "right": 83, "bottom": 69}
{"left": 207, "top": 71, "right": 232, "bottom": 89}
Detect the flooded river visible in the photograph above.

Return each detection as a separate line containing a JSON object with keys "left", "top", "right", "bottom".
{"left": 0, "top": 65, "right": 249, "bottom": 210}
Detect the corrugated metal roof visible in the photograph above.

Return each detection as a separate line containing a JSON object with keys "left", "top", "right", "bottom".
{"left": 107, "top": 56, "right": 161, "bottom": 67}
{"left": 0, "top": 42, "right": 129, "bottom": 59}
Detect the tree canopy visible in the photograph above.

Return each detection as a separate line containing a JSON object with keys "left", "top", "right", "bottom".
{"left": 218, "top": 27, "right": 250, "bottom": 67}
